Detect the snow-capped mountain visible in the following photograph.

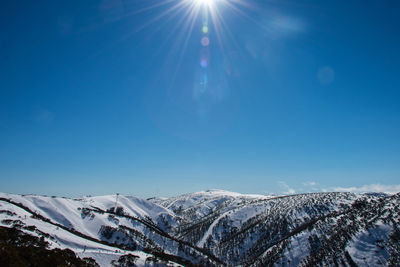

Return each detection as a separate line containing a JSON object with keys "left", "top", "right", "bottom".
{"left": 1, "top": 190, "right": 399, "bottom": 266}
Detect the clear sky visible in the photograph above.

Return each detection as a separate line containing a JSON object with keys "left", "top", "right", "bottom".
{"left": 1, "top": 0, "right": 400, "bottom": 197}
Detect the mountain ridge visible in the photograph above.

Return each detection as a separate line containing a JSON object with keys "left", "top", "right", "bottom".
{"left": 1, "top": 190, "right": 399, "bottom": 266}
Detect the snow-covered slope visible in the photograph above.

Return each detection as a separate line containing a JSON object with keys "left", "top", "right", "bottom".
{"left": 1, "top": 190, "right": 399, "bottom": 266}
{"left": 0, "top": 193, "right": 186, "bottom": 266}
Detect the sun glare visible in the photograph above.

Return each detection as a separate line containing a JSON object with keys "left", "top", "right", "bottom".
{"left": 120, "top": 0, "right": 251, "bottom": 71}
{"left": 196, "top": 0, "right": 214, "bottom": 8}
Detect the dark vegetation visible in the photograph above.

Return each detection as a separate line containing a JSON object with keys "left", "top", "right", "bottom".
{"left": 111, "top": 254, "right": 139, "bottom": 267}
{"left": 0, "top": 226, "right": 98, "bottom": 267}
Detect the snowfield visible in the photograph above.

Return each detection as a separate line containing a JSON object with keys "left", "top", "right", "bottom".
{"left": 1, "top": 190, "right": 399, "bottom": 266}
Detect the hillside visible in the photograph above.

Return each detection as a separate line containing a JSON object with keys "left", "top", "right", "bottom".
{"left": 1, "top": 190, "right": 399, "bottom": 266}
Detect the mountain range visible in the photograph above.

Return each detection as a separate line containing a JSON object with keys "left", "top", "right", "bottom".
{"left": 1, "top": 189, "right": 399, "bottom": 266}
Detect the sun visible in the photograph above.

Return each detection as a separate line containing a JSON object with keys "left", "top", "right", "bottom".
{"left": 196, "top": 0, "right": 215, "bottom": 8}
{"left": 122, "top": 0, "right": 250, "bottom": 59}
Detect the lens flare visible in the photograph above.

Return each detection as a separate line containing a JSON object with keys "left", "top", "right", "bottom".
{"left": 200, "top": 58, "right": 208, "bottom": 68}
{"left": 201, "top": 36, "right": 210, "bottom": 46}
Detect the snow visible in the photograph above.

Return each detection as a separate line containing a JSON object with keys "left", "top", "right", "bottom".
{"left": 0, "top": 198, "right": 181, "bottom": 266}
{"left": 1, "top": 190, "right": 397, "bottom": 266}
{"left": 346, "top": 223, "right": 391, "bottom": 266}
{"left": 280, "top": 231, "right": 310, "bottom": 266}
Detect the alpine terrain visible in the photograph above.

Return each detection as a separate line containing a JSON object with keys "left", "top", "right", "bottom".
{"left": 0, "top": 190, "right": 399, "bottom": 266}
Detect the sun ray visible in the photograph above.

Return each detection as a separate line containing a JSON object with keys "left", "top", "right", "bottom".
{"left": 167, "top": 2, "right": 202, "bottom": 89}
{"left": 91, "top": 0, "right": 265, "bottom": 84}
{"left": 103, "top": 0, "right": 178, "bottom": 24}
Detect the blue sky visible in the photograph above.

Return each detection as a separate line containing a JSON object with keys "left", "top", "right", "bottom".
{"left": 1, "top": 0, "right": 400, "bottom": 197}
